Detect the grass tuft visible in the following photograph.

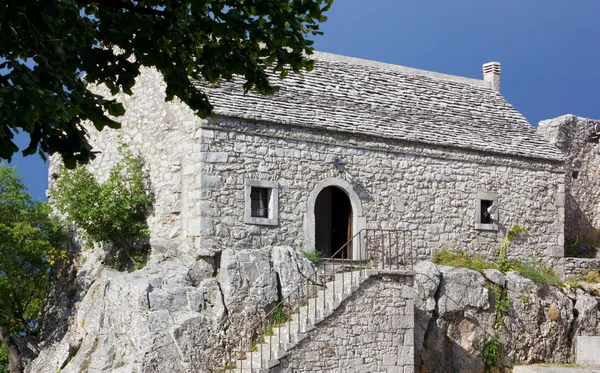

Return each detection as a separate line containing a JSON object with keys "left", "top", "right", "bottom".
{"left": 582, "top": 270, "right": 600, "bottom": 284}
{"left": 431, "top": 248, "right": 494, "bottom": 273}
{"left": 513, "top": 261, "right": 561, "bottom": 286}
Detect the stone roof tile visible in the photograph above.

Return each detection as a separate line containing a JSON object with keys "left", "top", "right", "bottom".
{"left": 198, "top": 53, "right": 564, "bottom": 162}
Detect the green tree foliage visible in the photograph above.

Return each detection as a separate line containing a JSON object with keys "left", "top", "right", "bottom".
{"left": 51, "top": 147, "right": 154, "bottom": 270}
{"left": 0, "top": 163, "right": 66, "bottom": 373}
{"left": 0, "top": 342, "right": 8, "bottom": 373}
{"left": 0, "top": 0, "right": 333, "bottom": 167}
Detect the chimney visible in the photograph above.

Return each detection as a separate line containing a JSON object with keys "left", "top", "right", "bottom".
{"left": 482, "top": 62, "right": 501, "bottom": 92}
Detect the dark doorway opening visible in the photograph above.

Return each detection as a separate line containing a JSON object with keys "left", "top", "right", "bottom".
{"left": 314, "top": 186, "right": 353, "bottom": 258}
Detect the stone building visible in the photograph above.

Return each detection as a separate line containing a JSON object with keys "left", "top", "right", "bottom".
{"left": 71, "top": 51, "right": 566, "bottom": 265}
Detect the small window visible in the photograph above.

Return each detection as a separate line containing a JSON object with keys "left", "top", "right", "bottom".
{"left": 250, "top": 187, "right": 270, "bottom": 218}
{"left": 475, "top": 192, "right": 498, "bottom": 231}
{"left": 480, "top": 200, "right": 494, "bottom": 224}
{"left": 245, "top": 179, "right": 279, "bottom": 226}
{"left": 572, "top": 170, "right": 579, "bottom": 180}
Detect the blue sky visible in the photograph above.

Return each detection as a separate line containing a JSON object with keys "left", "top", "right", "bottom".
{"left": 9, "top": 0, "right": 600, "bottom": 200}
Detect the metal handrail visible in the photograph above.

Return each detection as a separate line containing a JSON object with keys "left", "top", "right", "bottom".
{"left": 222, "top": 228, "right": 413, "bottom": 372}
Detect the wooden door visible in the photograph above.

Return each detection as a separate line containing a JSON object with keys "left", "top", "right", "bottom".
{"left": 314, "top": 187, "right": 332, "bottom": 256}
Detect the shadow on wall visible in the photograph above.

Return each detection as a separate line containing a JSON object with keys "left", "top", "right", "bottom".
{"left": 565, "top": 194, "right": 599, "bottom": 247}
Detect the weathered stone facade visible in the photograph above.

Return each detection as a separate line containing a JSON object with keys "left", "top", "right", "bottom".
{"left": 272, "top": 273, "right": 414, "bottom": 373}
{"left": 68, "top": 57, "right": 566, "bottom": 267}
{"left": 538, "top": 115, "right": 600, "bottom": 246}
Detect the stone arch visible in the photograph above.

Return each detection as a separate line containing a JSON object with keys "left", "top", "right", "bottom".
{"left": 304, "top": 178, "right": 366, "bottom": 260}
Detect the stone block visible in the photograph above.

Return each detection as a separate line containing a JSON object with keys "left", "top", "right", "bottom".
{"left": 197, "top": 175, "right": 223, "bottom": 189}
{"left": 576, "top": 336, "right": 600, "bottom": 367}
{"left": 201, "top": 152, "right": 228, "bottom": 163}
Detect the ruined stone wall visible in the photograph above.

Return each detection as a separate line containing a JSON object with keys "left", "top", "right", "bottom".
{"left": 67, "top": 66, "right": 565, "bottom": 264}
{"left": 564, "top": 257, "right": 600, "bottom": 278}
{"left": 538, "top": 114, "right": 600, "bottom": 246}
{"left": 272, "top": 273, "right": 414, "bottom": 373}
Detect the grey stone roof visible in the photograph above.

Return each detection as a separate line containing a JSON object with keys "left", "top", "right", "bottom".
{"left": 199, "top": 52, "right": 564, "bottom": 162}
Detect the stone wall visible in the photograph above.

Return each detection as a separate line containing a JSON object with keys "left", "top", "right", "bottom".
{"left": 199, "top": 119, "right": 564, "bottom": 262}
{"left": 66, "top": 66, "right": 565, "bottom": 265}
{"left": 564, "top": 257, "right": 600, "bottom": 278}
{"left": 538, "top": 114, "right": 600, "bottom": 245}
{"left": 272, "top": 273, "right": 414, "bottom": 373}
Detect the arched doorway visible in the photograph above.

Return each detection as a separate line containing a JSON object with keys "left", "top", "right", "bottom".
{"left": 314, "top": 186, "right": 353, "bottom": 258}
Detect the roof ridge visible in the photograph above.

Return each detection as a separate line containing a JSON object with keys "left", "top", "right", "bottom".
{"left": 311, "top": 51, "right": 492, "bottom": 89}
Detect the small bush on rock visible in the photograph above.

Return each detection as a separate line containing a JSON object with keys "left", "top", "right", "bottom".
{"left": 51, "top": 145, "right": 154, "bottom": 271}
{"left": 431, "top": 248, "right": 493, "bottom": 272}
{"left": 482, "top": 337, "right": 502, "bottom": 368}
{"left": 300, "top": 249, "right": 324, "bottom": 265}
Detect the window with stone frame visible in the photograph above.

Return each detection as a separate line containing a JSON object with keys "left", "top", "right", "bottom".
{"left": 245, "top": 179, "right": 279, "bottom": 226}
{"left": 474, "top": 192, "right": 498, "bottom": 231}
{"left": 250, "top": 187, "right": 270, "bottom": 218}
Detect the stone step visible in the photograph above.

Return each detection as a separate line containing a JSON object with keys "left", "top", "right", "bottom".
{"left": 228, "top": 269, "right": 369, "bottom": 372}
{"left": 576, "top": 336, "right": 600, "bottom": 367}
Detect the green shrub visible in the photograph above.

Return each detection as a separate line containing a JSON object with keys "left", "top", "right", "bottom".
{"left": 482, "top": 338, "right": 502, "bottom": 367}
{"left": 300, "top": 249, "right": 324, "bottom": 265}
{"left": 272, "top": 304, "right": 291, "bottom": 325}
{"left": 494, "top": 225, "right": 529, "bottom": 272}
{"left": 51, "top": 145, "right": 154, "bottom": 271}
{"left": 0, "top": 342, "right": 8, "bottom": 373}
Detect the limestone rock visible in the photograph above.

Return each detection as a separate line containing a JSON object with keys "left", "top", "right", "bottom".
{"left": 418, "top": 265, "right": 492, "bottom": 373}
{"left": 416, "top": 263, "right": 600, "bottom": 373}
{"left": 270, "top": 246, "right": 316, "bottom": 298}
{"left": 483, "top": 268, "right": 506, "bottom": 287}
{"left": 28, "top": 259, "right": 230, "bottom": 373}
{"left": 413, "top": 260, "right": 441, "bottom": 313}
{"left": 217, "top": 248, "right": 279, "bottom": 314}
{"left": 437, "top": 266, "right": 490, "bottom": 315}
{"left": 573, "top": 289, "right": 600, "bottom": 336}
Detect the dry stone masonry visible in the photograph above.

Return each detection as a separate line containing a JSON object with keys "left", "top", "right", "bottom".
{"left": 272, "top": 272, "right": 414, "bottom": 373}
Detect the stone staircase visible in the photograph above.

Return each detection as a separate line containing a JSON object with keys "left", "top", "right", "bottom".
{"left": 223, "top": 228, "right": 415, "bottom": 373}
{"left": 226, "top": 268, "right": 372, "bottom": 373}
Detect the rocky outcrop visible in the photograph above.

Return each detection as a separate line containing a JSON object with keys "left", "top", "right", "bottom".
{"left": 26, "top": 245, "right": 315, "bottom": 373}
{"left": 414, "top": 262, "right": 600, "bottom": 373}
{"left": 27, "top": 257, "right": 600, "bottom": 373}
